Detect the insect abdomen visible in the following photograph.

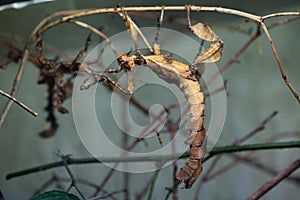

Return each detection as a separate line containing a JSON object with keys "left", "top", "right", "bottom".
{"left": 142, "top": 56, "right": 207, "bottom": 188}
{"left": 176, "top": 78, "right": 207, "bottom": 189}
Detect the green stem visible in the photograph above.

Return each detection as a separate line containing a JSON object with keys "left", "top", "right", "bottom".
{"left": 203, "top": 140, "right": 300, "bottom": 161}
{"left": 55, "top": 151, "right": 87, "bottom": 200}
{"left": 6, "top": 141, "right": 300, "bottom": 180}
{"left": 148, "top": 169, "right": 161, "bottom": 200}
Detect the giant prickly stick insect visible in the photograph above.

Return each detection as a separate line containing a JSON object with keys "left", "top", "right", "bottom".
{"left": 81, "top": 7, "right": 223, "bottom": 189}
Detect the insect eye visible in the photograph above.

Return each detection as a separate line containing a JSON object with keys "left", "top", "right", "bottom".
{"left": 189, "top": 66, "right": 196, "bottom": 76}
{"left": 189, "top": 69, "right": 195, "bottom": 76}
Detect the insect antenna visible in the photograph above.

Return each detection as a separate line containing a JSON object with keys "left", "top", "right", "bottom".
{"left": 72, "top": 33, "right": 91, "bottom": 65}
{"left": 126, "top": 47, "right": 133, "bottom": 56}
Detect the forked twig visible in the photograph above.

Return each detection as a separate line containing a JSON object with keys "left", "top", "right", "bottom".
{"left": 54, "top": 150, "right": 86, "bottom": 200}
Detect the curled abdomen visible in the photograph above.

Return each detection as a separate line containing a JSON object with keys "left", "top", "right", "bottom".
{"left": 176, "top": 78, "right": 207, "bottom": 189}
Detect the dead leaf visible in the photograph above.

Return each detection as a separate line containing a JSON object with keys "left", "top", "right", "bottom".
{"left": 190, "top": 22, "right": 220, "bottom": 42}
{"left": 194, "top": 42, "right": 223, "bottom": 64}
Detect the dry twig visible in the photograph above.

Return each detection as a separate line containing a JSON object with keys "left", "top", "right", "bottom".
{"left": 247, "top": 158, "right": 300, "bottom": 200}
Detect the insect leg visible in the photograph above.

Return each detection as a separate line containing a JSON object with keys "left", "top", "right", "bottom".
{"left": 118, "top": 6, "right": 153, "bottom": 53}
{"left": 35, "top": 33, "right": 46, "bottom": 64}
{"left": 98, "top": 74, "right": 133, "bottom": 95}
{"left": 72, "top": 33, "right": 91, "bottom": 65}
{"left": 104, "top": 67, "right": 123, "bottom": 73}
{"left": 126, "top": 71, "right": 134, "bottom": 94}
{"left": 186, "top": 5, "right": 224, "bottom": 74}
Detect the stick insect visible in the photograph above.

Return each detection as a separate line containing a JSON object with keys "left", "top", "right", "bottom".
{"left": 34, "top": 33, "right": 91, "bottom": 137}
{"left": 81, "top": 6, "right": 223, "bottom": 189}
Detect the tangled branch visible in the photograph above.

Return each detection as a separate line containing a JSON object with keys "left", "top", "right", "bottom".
{"left": 1, "top": 5, "right": 300, "bottom": 129}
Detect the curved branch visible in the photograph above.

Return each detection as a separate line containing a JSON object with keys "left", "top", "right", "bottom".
{"left": 1, "top": 5, "right": 299, "bottom": 127}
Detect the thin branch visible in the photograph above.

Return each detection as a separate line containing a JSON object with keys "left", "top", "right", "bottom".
{"left": 260, "top": 22, "right": 300, "bottom": 103}
{"left": 233, "top": 111, "right": 278, "bottom": 145}
{"left": 209, "top": 26, "right": 261, "bottom": 83}
{"left": 6, "top": 140, "right": 300, "bottom": 180}
{"left": 90, "top": 101, "right": 175, "bottom": 196}
{"left": 68, "top": 20, "right": 119, "bottom": 56}
{"left": 247, "top": 158, "right": 300, "bottom": 200}
{"left": 0, "top": 89, "right": 38, "bottom": 117}
{"left": 31, "top": 175, "right": 56, "bottom": 197}
{"left": 55, "top": 150, "right": 86, "bottom": 200}
{"left": 91, "top": 168, "right": 115, "bottom": 197}
{"left": 262, "top": 12, "right": 300, "bottom": 20}
{"left": 228, "top": 154, "right": 300, "bottom": 185}
{"left": 90, "top": 189, "right": 126, "bottom": 200}
{"left": 51, "top": 174, "right": 119, "bottom": 200}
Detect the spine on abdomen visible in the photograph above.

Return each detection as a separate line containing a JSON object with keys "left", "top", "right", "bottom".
{"left": 176, "top": 78, "right": 207, "bottom": 189}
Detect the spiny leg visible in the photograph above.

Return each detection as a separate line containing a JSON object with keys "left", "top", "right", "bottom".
{"left": 192, "top": 40, "right": 205, "bottom": 78}
{"left": 117, "top": 6, "right": 168, "bottom": 94}
{"left": 80, "top": 68, "right": 133, "bottom": 95}
{"left": 97, "top": 74, "right": 133, "bottom": 95}
{"left": 186, "top": 5, "right": 223, "bottom": 54}
{"left": 118, "top": 7, "right": 153, "bottom": 53}
{"left": 72, "top": 33, "right": 91, "bottom": 65}
{"left": 186, "top": 5, "right": 223, "bottom": 78}
{"left": 126, "top": 71, "right": 134, "bottom": 94}
{"left": 35, "top": 33, "right": 47, "bottom": 65}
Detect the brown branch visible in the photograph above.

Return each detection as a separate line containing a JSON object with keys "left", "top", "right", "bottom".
{"left": 260, "top": 23, "right": 300, "bottom": 103}
{"left": 233, "top": 111, "right": 278, "bottom": 145}
{"left": 247, "top": 158, "right": 300, "bottom": 200}
{"left": 0, "top": 89, "right": 38, "bottom": 117}
{"left": 229, "top": 154, "right": 300, "bottom": 185}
